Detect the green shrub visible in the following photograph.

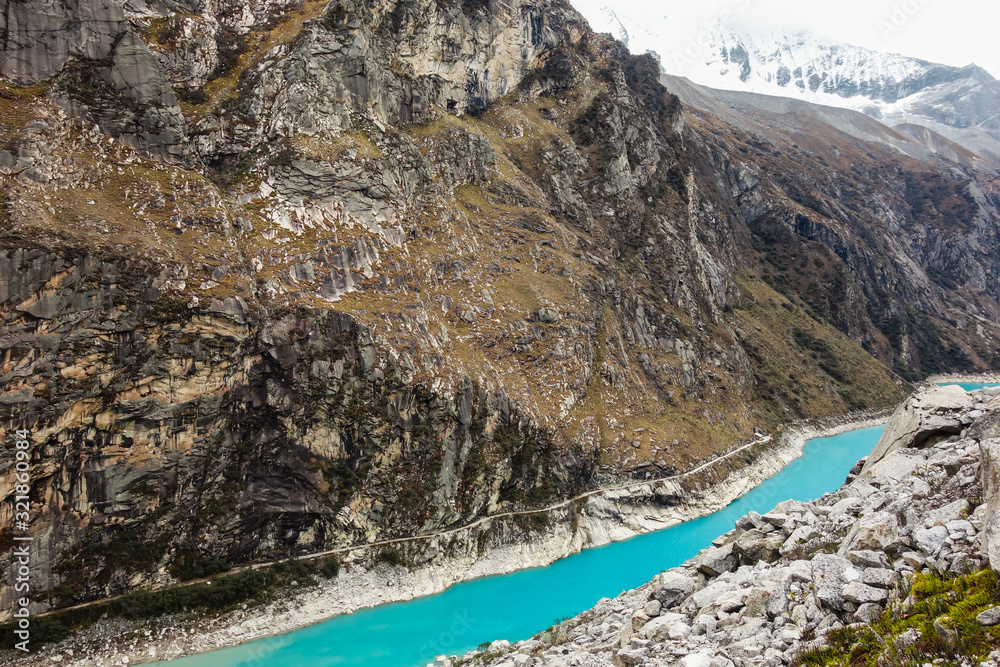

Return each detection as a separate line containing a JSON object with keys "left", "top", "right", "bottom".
{"left": 377, "top": 549, "right": 404, "bottom": 567}
{"left": 320, "top": 556, "right": 341, "bottom": 578}
{"left": 793, "top": 568, "right": 1000, "bottom": 667}
{"left": 169, "top": 548, "right": 232, "bottom": 581}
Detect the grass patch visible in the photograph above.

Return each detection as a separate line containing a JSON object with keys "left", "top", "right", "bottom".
{"left": 794, "top": 569, "right": 1000, "bottom": 667}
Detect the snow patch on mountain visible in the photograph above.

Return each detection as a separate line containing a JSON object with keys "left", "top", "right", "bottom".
{"left": 570, "top": 0, "right": 1000, "bottom": 162}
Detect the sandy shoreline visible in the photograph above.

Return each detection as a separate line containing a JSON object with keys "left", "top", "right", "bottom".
{"left": 6, "top": 399, "right": 910, "bottom": 667}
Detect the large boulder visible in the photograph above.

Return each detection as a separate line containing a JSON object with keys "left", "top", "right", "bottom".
{"left": 640, "top": 612, "right": 687, "bottom": 641}
{"left": 842, "top": 581, "right": 888, "bottom": 605}
{"left": 811, "top": 554, "right": 861, "bottom": 611}
{"left": 0, "top": 0, "right": 124, "bottom": 84}
{"left": 861, "top": 385, "right": 973, "bottom": 474}
{"left": 734, "top": 529, "right": 785, "bottom": 565}
{"left": 692, "top": 543, "right": 739, "bottom": 577}
{"left": 652, "top": 572, "right": 697, "bottom": 608}
{"left": 979, "top": 438, "right": 1000, "bottom": 571}
{"left": 838, "top": 512, "right": 900, "bottom": 556}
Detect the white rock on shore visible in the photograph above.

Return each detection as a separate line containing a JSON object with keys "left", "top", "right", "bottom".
{"left": 464, "top": 384, "right": 1000, "bottom": 667}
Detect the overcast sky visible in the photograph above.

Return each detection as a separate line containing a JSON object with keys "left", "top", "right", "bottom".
{"left": 572, "top": 0, "right": 1000, "bottom": 79}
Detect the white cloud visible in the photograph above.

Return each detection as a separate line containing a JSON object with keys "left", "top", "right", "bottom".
{"left": 572, "top": 0, "right": 1000, "bottom": 78}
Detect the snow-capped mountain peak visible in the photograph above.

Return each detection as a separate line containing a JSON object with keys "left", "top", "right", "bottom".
{"left": 570, "top": 1, "right": 1000, "bottom": 165}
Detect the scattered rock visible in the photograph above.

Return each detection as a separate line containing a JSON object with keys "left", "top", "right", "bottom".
{"left": 978, "top": 607, "right": 1000, "bottom": 626}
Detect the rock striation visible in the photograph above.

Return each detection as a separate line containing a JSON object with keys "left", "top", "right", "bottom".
{"left": 465, "top": 385, "right": 1000, "bottom": 667}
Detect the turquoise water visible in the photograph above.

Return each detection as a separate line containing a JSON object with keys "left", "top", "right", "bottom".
{"left": 159, "top": 425, "right": 885, "bottom": 667}
{"left": 938, "top": 382, "right": 1000, "bottom": 391}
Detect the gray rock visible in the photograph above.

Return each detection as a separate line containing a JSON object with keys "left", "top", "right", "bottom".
{"left": 897, "top": 628, "right": 921, "bottom": 649}
{"left": 848, "top": 550, "right": 891, "bottom": 569}
{"left": 946, "top": 519, "right": 974, "bottom": 540}
{"left": 614, "top": 648, "right": 647, "bottom": 666}
{"left": 914, "top": 525, "right": 950, "bottom": 555}
{"left": 724, "top": 617, "right": 768, "bottom": 643}
{"left": 854, "top": 602, "right": 882, "bottom": 623}
{"left": 736, "top": 510, "right": 764, "bottom": 531}
{"left": 933, "top": 616, "right": 957, "bottom": 643}
{"left": 714, "top": 589, "right": 748, "bottom": 613}
{"left": 668, "top": 622, "right": 692, "bottom": 640}
{"left": 640, "top": 612, "right": 687, "bottom": 641}
{"left": 901, "top": 551, "right": 927, "bottom": 569}
{"left": 815, "top": 614, "right": 843, "bottom": 635}
{"left": 743, "top": 586, "right": 771, "bottom": 618}
{"left": 0, "top": 0, "right": 124, "bottom": 84}
{"left": 829, "top": 497, "right": 864, "bottom": 517}
{"left": 681, "top": 653, "right": 715, "bottom": 667}
{"left": 862, "top": 385, "right": 972, "bottom": 474}
{"left": 924, "top": 499, "right": 970, "bottom": 527}
{"left": 211, "top": 264, "right": 230, "bottom": 282}
{"left": 811, "top": 554, "right": 860, "bottom": 611}
{"left": 782, "top": 525, "right": 817, "bottom": 553}
{"left": 693, "top": 543, "right": 739, "bottom": 577}
{"left": 537, "top": 307, "right": 560, "bottom": 323}
{"left": 981, "top": 439, "right": 1000, "bottom": 571}
{"left": 110, "top": 32, "right": 178, "bottom": 107}
{"left": 764, "top": 580, "right": 790, "bottom": 618}
{"left": 209, "top": 296, "right": 249, "bottom": 324}
{"left": 734, "top": 529, "right": 785, "bottom": 564}
{"left": 691, "top": 614, "right": 717, "bottom": 636}
{"left": 653, "top": 572, "right": 697, "bottom": 608}
{"left": 690, "top": 580, "right": 736, "bottom": 610}
{"left": 839, "top": 511, "right": 900, "bottom": 555}
{"left": 777, "top": 623, "right": 802, "bottom": 642}
{"left": 978, "top": 607, "right": 1000, "bottom": 626}
{"left": 862, "top": 568, "right": 900, "bottom": 589}
{"left": 842, "top": 581, "right": 888, "bottom": 604}
{"left": 709, "top": 658, "right": 735, "bottom": 667}
{"left": 950, "top": 553, "right": 982, "bottom": 574}
{"left": 790, "top": 603, "right": 808, "bottom": 627}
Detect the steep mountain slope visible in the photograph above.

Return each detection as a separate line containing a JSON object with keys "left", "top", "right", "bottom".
{"left": 570, "top": 4, "right": 1000, "bottom": 166}
{"left": 0, "top": 0, "right": 997, "bottom": 622}
{"left": 664, "top": 73, "right": 1000, "bottom": 379}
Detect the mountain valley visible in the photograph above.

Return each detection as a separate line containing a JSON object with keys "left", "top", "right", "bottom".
{"left": 0, "top": 0, "right": 999, "bottom": 661}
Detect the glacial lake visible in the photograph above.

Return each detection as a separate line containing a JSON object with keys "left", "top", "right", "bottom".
{"left": 939, "top": 382, "right": 999, "bottom": 391}
{"left": 160, "top": 424, "right": 888, "bottom": 667}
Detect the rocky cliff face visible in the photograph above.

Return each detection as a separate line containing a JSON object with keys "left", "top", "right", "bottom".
{"left": 0, "top": 0, "right": 997, "bottom": 619}
{"left": 667, "top": 76, "right": 1000, "bottom": 379}
{"left": 467, "top": 385, "right": 1000, "bottom": 667}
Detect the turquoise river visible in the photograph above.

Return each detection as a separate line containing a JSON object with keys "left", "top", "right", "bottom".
{"left": 159, "top": 382, "right": 999, "bottom": 666}
{"left": 159, "top": 420, "right": 911, "bottom": 667}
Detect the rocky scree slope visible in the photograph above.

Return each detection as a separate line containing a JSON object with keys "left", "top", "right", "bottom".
{"left": 0, "top": 0, "right": 997, "bottom": 618}
{"left": 465, "top": 384, "right": 1000, "bottom": 667}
